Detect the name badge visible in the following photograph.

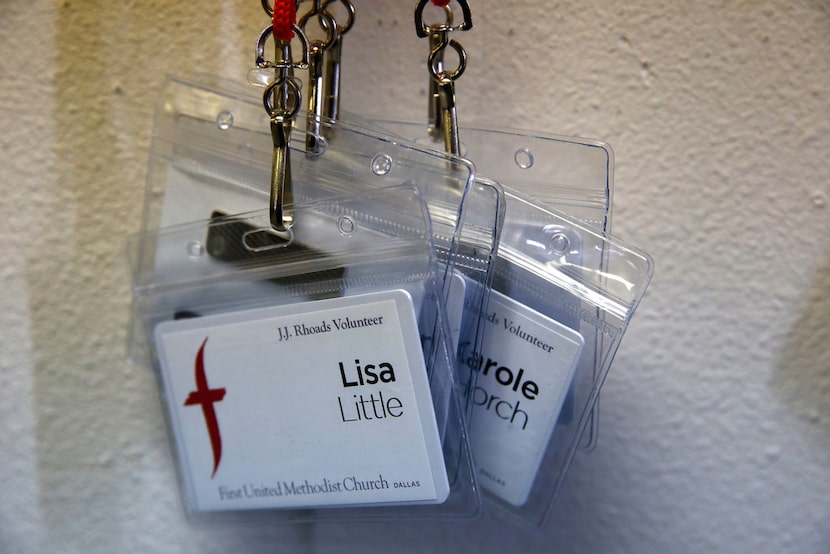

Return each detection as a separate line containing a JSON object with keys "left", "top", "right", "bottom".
{"left": 465, "top": 290, "right": 584, "bottom": 506}
{"left": 155, "top": 289, "right": 449, "bottom": 511}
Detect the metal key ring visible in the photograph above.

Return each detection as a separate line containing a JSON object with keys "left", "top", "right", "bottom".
{"left": 429, "top": 37, "right": 466, "bottom": 83}
{"left": 263, "top": 77, "right": 302, "bottom": 119}
{"left": 415, "top": 0, "right": 472, "bottom": 38}
{"left": 321, "top": 0, "right": 356, "bottom": 35}
{"left": 298, "top": 7, "right": 337, "bottom": 50}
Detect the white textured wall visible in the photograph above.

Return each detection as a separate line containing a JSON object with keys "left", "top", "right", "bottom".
{"left": 2, "top": 1, "right": 828, "bottom": 553}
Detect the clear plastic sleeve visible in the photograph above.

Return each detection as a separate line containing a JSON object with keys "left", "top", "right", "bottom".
{"left": 127, "top": 185, "right": 481, "bottom": 522}
{"left": 367, "top": 120, "right": 614, "bottom": 233}
{"left": 459, "top": 186, "right": 653, "bottom": 526}
{"left": 352, "top": 119, "right": 615, "bottom": 449}
{"left": 140, "top": 76, "right": 504, "bottom": 414}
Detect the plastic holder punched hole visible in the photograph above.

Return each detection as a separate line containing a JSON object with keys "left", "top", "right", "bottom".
{"left": 514, "top": 148, "right": 534, "bottom": 169}
{"left": 337, "top": 215, "right": 356, "bottom": 236}
{"left": 549, "top": 232, "right": 570, "bottom": 255}
{"left": 187, "top": 240, "right": 206, "bottom": 259}
{"left": 216, "top": 111, "right": 234, "bottom": 130}
{"left": 371, "top": 153, "right": 394, "bottom": 176}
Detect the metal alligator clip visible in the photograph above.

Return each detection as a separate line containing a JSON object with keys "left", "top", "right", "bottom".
{"left": 429, "top": 32, "right": 467, "bottom": 156}
{"left": 321, "top": 0, "right": 356, "bottom": 125}
{"left": 264, "top": 70, "right": 301, "bottom": 232}
{"left": 427, "top": 5, "right": 453, "bottom": 139}
{"left": 254, "top": 2, "right": 313, "bottom": 231}
{"left": 415, "top": 0, "right": 472, "bottom": 156}
{"left": 299, "top": 2, "right": 337, "bottom": 154}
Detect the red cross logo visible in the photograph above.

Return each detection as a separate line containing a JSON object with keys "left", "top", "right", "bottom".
{"left": 184, "top": 338, "right": 226, "bottom": 478}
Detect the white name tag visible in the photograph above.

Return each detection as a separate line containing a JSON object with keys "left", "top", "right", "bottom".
{"left": 155, "top": 290, "right": 449, "bottom": 511}
{"left": 466, "top": 290, "right": 584, "bottom": 506}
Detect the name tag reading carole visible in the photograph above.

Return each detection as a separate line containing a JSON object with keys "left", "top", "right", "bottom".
{"left": 155, "top": 289, "right": 449, "bottom": 511}
{"left": 466, "top": 290, "right": 584, "bottom": 506}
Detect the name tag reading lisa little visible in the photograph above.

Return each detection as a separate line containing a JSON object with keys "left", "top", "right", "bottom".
{"left": 154, "top": 289, "right": 449, "bottom": 511}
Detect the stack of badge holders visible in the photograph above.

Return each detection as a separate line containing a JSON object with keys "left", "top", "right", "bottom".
{"left": 129, "top": 73, "right": 652, "bottom": 527}
{"left": 129, "top": 75, "right": 502, "bottom": 524}
{"left": 364, "top": 119, "right": 651, "bottom": 525}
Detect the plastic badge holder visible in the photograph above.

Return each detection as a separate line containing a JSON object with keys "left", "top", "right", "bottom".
{"left": 459, "top": 186, "right": 652, "bottom": 526}
{"left": 138, "top": 76, "right": 504, "bottom": 385}
{"left": 361, "top": 120, "right": 615, "bottom": 449}
{"left": 370, "top": 120, "right": 613, "bottom": 232}
{"left": 307, "top": 115, "right": 648, "bottom": 525}
{"left": 128, "top": 185, "right": 481, "bottom": 522}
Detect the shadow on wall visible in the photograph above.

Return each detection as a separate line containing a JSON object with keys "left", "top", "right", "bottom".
{"left": 773, "top": 245, "right": 830, "bottom": 449}
{"left": 23, "top": 2, "right": 240, "bottom": 551}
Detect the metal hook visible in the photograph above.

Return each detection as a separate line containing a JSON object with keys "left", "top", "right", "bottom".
{"left": 297, "top": 7, "right": 337, "bottom": 153}
{"left": 427, "top": 33, "right": 466, "bottom": 155}
{"left": 306, "top": 44, "right": 328, "bottom": 152}
{"left": 269, "top": 117, "right": 294, "bottom": 231}
{"left": 435, "top": 76, "right": 460, "bottom": 156}
{"left": 320, "top": 0, "right": 356, "bottom": 124}
{"left": 264, "top": 77, "right": 302, "bottom": 231}
{"left": 429, "top": 35, "right": 467, "bottom": 82}
{"left": 416, "top": 0, "right": 470, "bottom": 154}
{"left": 323, "top": 35, "right": 343, "bottom": 125}
{"left": 427, "top": 6, "right": 452, "bottom": 138}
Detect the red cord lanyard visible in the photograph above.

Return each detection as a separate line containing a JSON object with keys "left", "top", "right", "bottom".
{"left": 272, "top": 0, "right": 297, "bottom": 41}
